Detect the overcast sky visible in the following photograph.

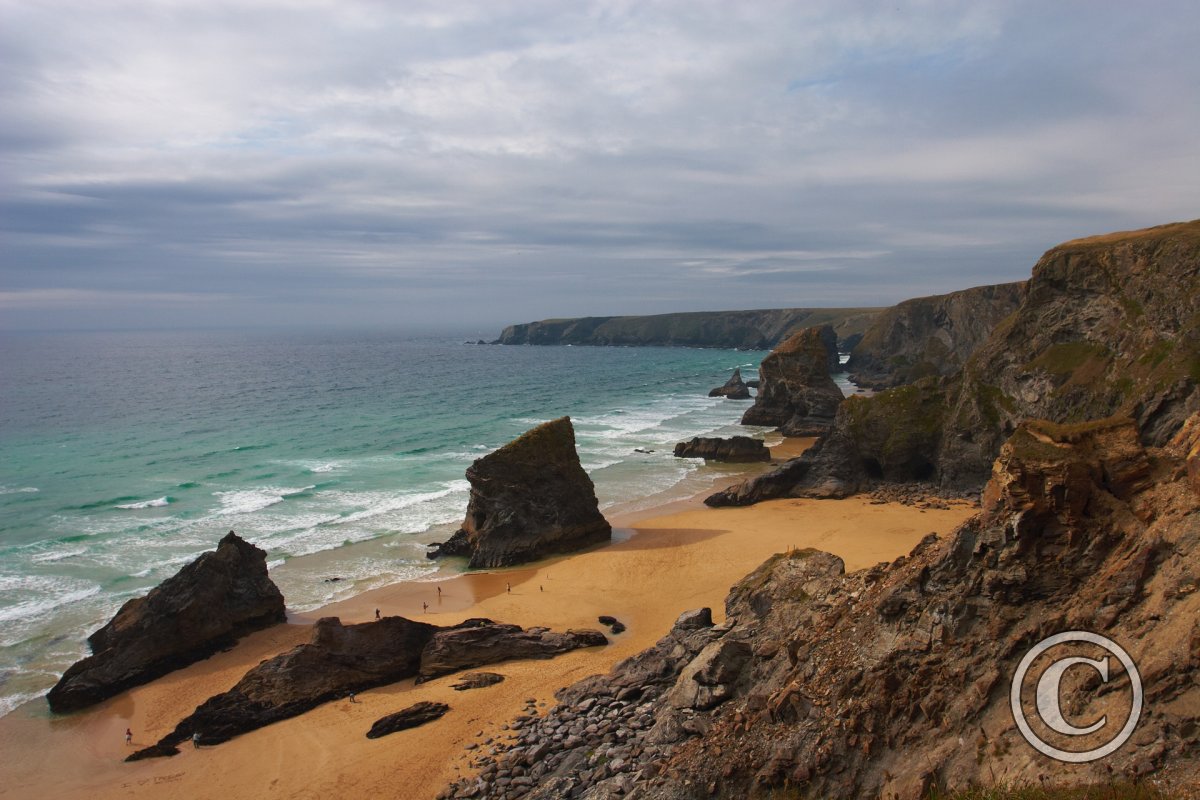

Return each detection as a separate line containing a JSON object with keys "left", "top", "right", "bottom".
{"left": 2, "top": 1, "right": 1198, "bottom": 333}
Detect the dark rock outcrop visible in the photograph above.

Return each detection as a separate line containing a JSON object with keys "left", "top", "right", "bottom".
{"left": 450, "top": 672, "right": 505, "bottom": 691}
{"left": 713, "top": 219, "right": 1200, "bottom": 504}
{"left": 707, "top": 368, "right": 750, "bottom": 399}
{"left": 496, "top": 308, "right": 882, "bottom": 350}
{"left": 672, "top": 436, "right": 770, "bottom": 463}
{"left": 847, "top": 281, "right": 1025, "bottom": 389}
{"left": 127, "top": 616, "right": 603, "bottom": 759}
{"left": 444, "top": 412, "right": 1200, "bottom": 800}
{"left": 428, "top": 417, "right": 611, "bottom": 568}
{"left": 740, "top": 326, "right": 844, "bottom": 436}
{"left": 48, "top": 531, "right": 285, "bottom": 713}
{"left": 366, "top": 701, "right": 450, "bottom": 739}
{"left": 418, "top": 622, "right": 607, "bottom": 682}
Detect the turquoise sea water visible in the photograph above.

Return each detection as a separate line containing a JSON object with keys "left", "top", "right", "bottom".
{"left": 0, "top": 329, "right": 848, "bottom": 718}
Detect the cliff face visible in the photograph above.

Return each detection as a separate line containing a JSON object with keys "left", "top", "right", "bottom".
{"left": 47, "top": 532, "right": 285, "bottom": 713}
{"left": 496, "top": 308, "right": 881, "bottom": 350}
{"left": 428, "top": 417, "right": 611, "bottom": 568}
{"left": 445, "top": 414, "right": 1200, "bottom": 799}
{"left": 740, "top": 326, "right": 844, "bottom": 436}
{"left": 711, "top": 220, "right": 1200, "bottom": 503}
{"left": 847, "top": 281, "right": 1025, "bottom": 389}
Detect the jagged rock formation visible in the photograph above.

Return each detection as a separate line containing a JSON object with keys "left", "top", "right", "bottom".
{"left": 128, "top": 616, "right": 605, "bottom": 759}
{"left": 707, "top": 368, "right": 750, "bottom": 399}
{"left": 443, "top": 413, "right": 1200, "bottom": 799}
{"left": 711, "top": 219, "right": 1200, "bottom": 504}
{"left": 672, "top": 436, "right": 770, "bottom": 463}
{"left": 366, "top": 702, "right": 450, "bottom": 739}
{"left": 47, "top": 531, "right": 285, "bottom": 713}
{"left": 496, "top": 308, "right": 881, "bottom": 350}
{"left": 418, "top": 623, "right": 608, "bottom": 682}
{"left": 847, "top": 281, "right": 1025, "bottom": 389}
{"left": 740, "top": 326, "right": 844, "bottom": 436}
{"left": 428, "top": 417, "right": 611, "bottom": 568}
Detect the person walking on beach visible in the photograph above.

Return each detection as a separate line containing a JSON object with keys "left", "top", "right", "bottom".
{"left": 422, "top": 601, "right": 428, "bottom": 612}
{"left": 506, "top": 582, "right": 511, "bottom": 593}
{"left": 375, "top": 608, "right": 380, "bottom": 620}
{"left": 192, "top": 732, "right": 201, "bottom": 748}
{"left": 348, "top": 691, "right": 357, "bottom": 703}
{"left": 437, "top": 586, "right": 442, "bottom": 598}
{"left": 125, "top": 728, "right": 132, "bottom": 745}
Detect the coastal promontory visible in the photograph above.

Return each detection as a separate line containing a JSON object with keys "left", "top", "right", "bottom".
{"left": 428, "top": 417, "right": 612, "bottom": 568}
{"left": 739, "top": 325, "right": 844, "bottom": 436}
{"left": 47, "top": 531, "right": 285, "bottom": 713}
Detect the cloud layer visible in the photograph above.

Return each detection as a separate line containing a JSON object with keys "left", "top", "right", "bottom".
{"left": 2, "top": 0, "right": 1198, "bottom": 331}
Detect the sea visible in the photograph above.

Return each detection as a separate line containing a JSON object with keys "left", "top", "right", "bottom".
{"left": 0, "top": 328, "right": 856, "bottom": 719}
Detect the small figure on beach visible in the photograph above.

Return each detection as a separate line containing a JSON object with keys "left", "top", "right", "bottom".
{"left": 375, "top": 608, "right": 380, "bottom": 620}
{"left": 437, "top": 586, "right": 442, "bottom": 598}
{"left": 422, "top": 601, "right": 428, "bottom": 612}
{"left": 192, "top": 732, "right": 200, "bottom": 748}
{"left": 348, "top": 691, "right": 357, "bottom": 704}
{"left": 125, "top": 728, "right": 132, "bottom": 745}
{"left": 506, "top": 582, "right": 511, "bottom": 593}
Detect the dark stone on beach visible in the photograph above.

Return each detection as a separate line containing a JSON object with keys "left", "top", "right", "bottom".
{"left": 428, "top": 417, "right": 611, "bottom": 569}
{"left": 673, "top": 436, "right": 770, "bottom": 463}
{"left": 598, "top": 615, "right": 626, "bottom": 634}
{"left": 127, "top": 616, "right": 603, "bottom": 758}
{"left": 324, "top": 577, "right": 342, "bottom": 583}
{"left": 47, "top": 531, "right": 286, "bottom": 714}
{"left": 708, "top": 368, "right": 751, "bottom": 399}
{"left": 741, "top": 326, "right": 844, "bottom": 436}
{"left": 451, "top": 672, "right": 506, "bottom": 691}
{"left": 124, "top": 742, "right": 180, "bottom": 762}
{"left": 418, "top": 621, "right": 608, "bottom": 682}
{"left": 366, "top": 701, "right": 450, "bottom": 739}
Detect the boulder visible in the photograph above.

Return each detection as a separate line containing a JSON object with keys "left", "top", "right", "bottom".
{"left": 708, "top": 368, "right": 751, "bottom": 399}
{"left": 127, "top": 616, "right": 599, "bottom": 758}
{"left": 741, "top": 326, "right": 844, "bottom": 436}
{"left": 673, "top": 436, "right": 770, "bottom": 463}
{"left": 48, "top": 531, "right": 285, "bottom": 713}
{"left": 418, "top": 621, "right": 607, "bottom": 682}
{"left": 428, "top": 417, "right": 611, "bottom": 568}
{"left": 450, "top": 672, "right": 505, "bottom": 691}
{"left": 366, "top": 701, "right": 450, "bottom": 739}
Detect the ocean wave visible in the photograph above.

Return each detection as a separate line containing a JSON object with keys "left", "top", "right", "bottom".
{"left": 28, "top": 547, "right": 88, "bottom": 564}
{"left": 0, "top": 688, "right": 48, "bottom": 719}
{"left": 0, "top": 581, "right": 102, "bottom": 626}
{"left": 0, "top": 487, "right": 39, "bottom": 496}
{"left": 331, "top": 481, "right": 470, "bottom": 528}
{"left": 306, "top": 463, "right": 338, "bottom": 474}
{"left": 116, "top": 496, "right": 172, "bottom": 510}
{"left": 213, "top": 485, "right": 316, "bottom": 516}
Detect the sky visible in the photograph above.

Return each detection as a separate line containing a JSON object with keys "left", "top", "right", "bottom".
{"left": 2, "top": 0, "right": 1198, "bottom": 333}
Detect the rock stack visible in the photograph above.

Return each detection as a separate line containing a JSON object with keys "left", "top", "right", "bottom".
{"left": 740, "top": 326, "right": 843, "bottom": 436}
{"left": 428, "top": 417, "right": 611, "bottom": 568}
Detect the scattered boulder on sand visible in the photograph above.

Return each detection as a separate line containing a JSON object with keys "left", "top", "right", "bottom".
{"left": 708, "top": 368, "right": 751, "bottom": 399}
{"left": 741, "top": 326, "right": 844, "bottom": 436}
{"left": 450, "top": 672, "right": 506, "bottom": 691}
{"left": 48, "top": 531, "right": 285, "bottom": 713}
{"left": 428, "top": 417, "right": 612, "bottom": 568}
{"left": 366, "top": 702, "right": 450, "bottom": 739}
{"left": 673, "top": 436, "right": 770, "bottom": 463}
{"left": 127, "top": 616, "right": 605, "bottom": 758}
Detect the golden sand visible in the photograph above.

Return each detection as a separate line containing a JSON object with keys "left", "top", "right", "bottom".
{"left": 0, "top": 443, "right": 975, "bottom": 800}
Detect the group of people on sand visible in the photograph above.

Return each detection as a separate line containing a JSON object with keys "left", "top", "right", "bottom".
{"left": 372, "top": 584, "right": 447, "bottom": 618}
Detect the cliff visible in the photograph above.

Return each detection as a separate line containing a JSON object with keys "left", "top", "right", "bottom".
{"left": 740, "top": 326, "right": 844, "bottom": 436}
{"left": 710, "top": 219, "right": 1200, "bottom": 504}
{"left": 443, "top": 412, "right": 1200, "bottom": 799}
{"left": 428, "top": 417, "right": 611, "bottom": 568}
{"left": 496, "top": 307, "right": 882, "bottom": 350}
{"left": 47, "top": 531, "right": 285, "bottom": 713}
{"left": 846, "top": 281, "right": 1025, "bottom": 389}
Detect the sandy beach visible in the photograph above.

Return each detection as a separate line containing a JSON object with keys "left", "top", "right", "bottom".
{"left": 0, "top": 445, "right": 976, "bottom": 800}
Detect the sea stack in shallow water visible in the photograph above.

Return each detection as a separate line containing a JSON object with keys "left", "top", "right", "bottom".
{"left": 673, "top": 436, "right": 770, "bottom": 463}
{"left": 47, "top": 531, "right": 285, "bottom": 713}
{"left": 428, "top": 416, "right": 611, "bottom": 568}
{"left": 707, "top": 368, "right": 751, "bottom": 399}
{"left": 740, "top": 325, "right": 843, "bottom": 436}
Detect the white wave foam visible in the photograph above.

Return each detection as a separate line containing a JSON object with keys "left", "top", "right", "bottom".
{"left": 213, "top": 485, "right": 315, "bottom": 516}
{"left": 28, "top": 547, "right": 88, "bottom": 564}
{"left": 116, "top": 496, "right": 171, "bottom": 510}
{"left": 0, "top": 582, "right": 102, "bottom": 627}
{"left": 0, "top": 487, "right": 39, "bottom": 495}
{"left": 0, "top": 688, "right": 47, "bottom": 719}
{"left": 306, "top": 463, "right": 338, "bottom": 474}
{"left": 334, "top": 481, "right": 469, "bottom": 527}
